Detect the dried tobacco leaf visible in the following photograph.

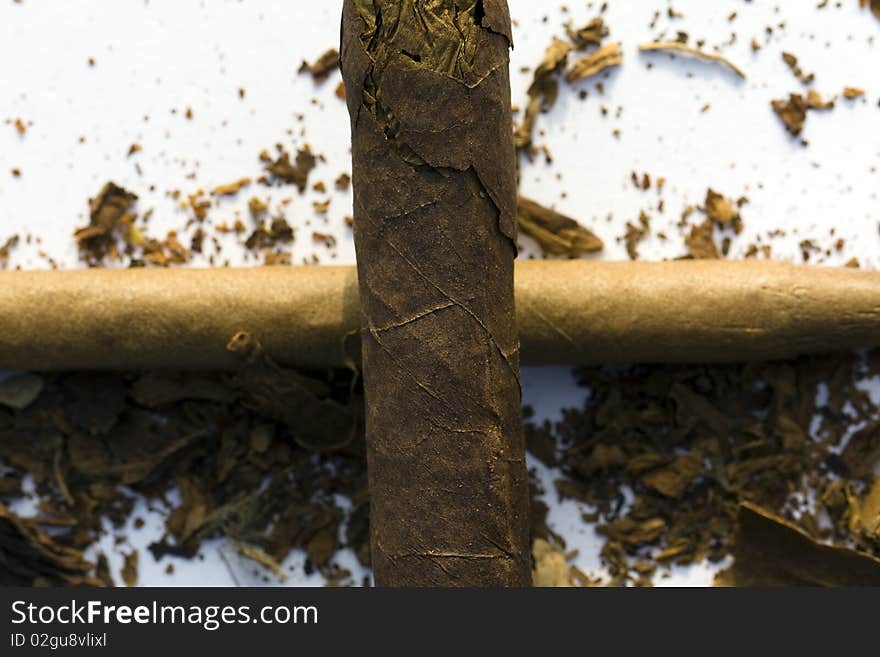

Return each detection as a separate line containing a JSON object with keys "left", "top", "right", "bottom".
{"left": 840, "top": 419, "right": 880, "bottom": 479}
{"left": 1, "top": 355, "right": 369, "bottom": 585}
{"left": 531, "top": 539, "right": 594, "bottom": 587}
{"left": 233, "top": 541, "right": 287, "bottom": 582}
{"left": 537, "top": 350, "right": 880, "bottom": 586}
{"left": 342, "top": 0, "right": 531, "bottom": 587}
{"left": 638, "top": 42, "right": 746, "bottom": 79}
{"left": 517, "top": 196, "right": 603, "bottom": 257}
{"left": 514, "top": 37, "right": 573, "bottom": 153}
{"left": 0, "top": 503, "right": 100, "bottom": 586}
{"left": 859, "top": 479, "right": 880, "bottom": 542}
{"left": 716, "top": 502, "right": 880, "bottom": 586}
{"left": 226, "top": 331, "right": 358, "bottom": 453}
{"left": 566, "top": 43, "right": 622, "bottom": 83}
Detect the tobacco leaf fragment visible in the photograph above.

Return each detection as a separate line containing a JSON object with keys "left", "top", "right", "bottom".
{"left": 0, "top": 234, "right": 19, "bottom": 267}
{"left": 806, "top": 89, "right": 835, "bottom": 110}
{"left": 299, "top": 49, "right": 340, "bottom": 82}
{"left": 716, "top": 502, "right": 880, "bottom": 586}
{"left": 263, "top": 147, "right": 316, "bottom": 193}
{"left": 129, "top": 371, "right": 236, "bottom": 407}
{"left": 517, "top": 196, "right": 603, "bottom": 257}
{"left": 704, "top": 189, "right": 741, "bottom": 228}
{"left": 859, "top": 479, "right": 880, "bottom": 541}
{"left": 121, "top": 550, "right": 138, "bottom": 587}
{"left": 771, "top": 93, "right": 808, "bottom": 136}
{"left": 639, "top": 42, "right": 746, "bottom": 79}
{"left": 566, "top": 43, "right": 622, "bottom": 83}
{"left": 233, "top": 541, "right": 287, "bottom": 582}
{"left": 840, "top": 419, "right": 880, "bottom": 479}
{"left": 640, "top": 454, "right": 701, "bottom": 499}
{"left": 227, "top": 331, "right": 358, "bottom": 453}
{"left": 0, "top": 503, "right": 100, "bottom": 586}
{"left": 781, "top": 52, "right": 814, "bottom": 85}
{"left": 530, "top": 539, "right": 594, "bottom": 587}
{"left": 565, "top": 18, "right": 608, "bottom": 50}
{"left": 514, "top": 37, "right": 573, "bottom": 153}
{"left": 623, "top": 212, "right": 650, "bottom": 260}
{"left": 75, "top": 183, "right": 139, "bottom": 264}
{"left": 686, "top": 221, "right": 720, "bottom": 259}
{"left": 213, "top": 178, "right": 251, "bottom": 196}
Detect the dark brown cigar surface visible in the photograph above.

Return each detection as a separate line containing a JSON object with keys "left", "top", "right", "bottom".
{"left": 341, "top": 0, "right": 532, "bottom": 586}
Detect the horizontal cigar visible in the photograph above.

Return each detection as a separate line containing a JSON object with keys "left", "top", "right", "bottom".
{"left": 0, "top": 260, "right": 875, "bottom": 371}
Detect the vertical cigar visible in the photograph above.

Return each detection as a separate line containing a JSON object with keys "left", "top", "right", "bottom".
{"left": 341, "top": 0, "right": 531, "bottom": 586}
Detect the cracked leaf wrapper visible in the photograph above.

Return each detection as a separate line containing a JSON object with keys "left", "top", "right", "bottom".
{"left": 341, "top": 0, "right": 531, "bottom": 586}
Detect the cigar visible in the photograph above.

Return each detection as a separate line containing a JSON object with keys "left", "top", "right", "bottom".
{"left": 0, "top": 260, "right": 876, "bottom": 372}
{"left": 341, "top": 0, "right": 531, "bottom": 586}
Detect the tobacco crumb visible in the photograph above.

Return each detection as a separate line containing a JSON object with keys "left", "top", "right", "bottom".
{"left": 781, "top": 52, "right": 815, "bottom": 85}
{"left": 771, "top": 93, "right": 808, "bottom": 136}
{"left": 0, "top": 235, "right": 20, "bottom": 267}
{"left": 623, "top": 212, "right": 650, "bottom": 260}
{"left": 213, "top": 178, "right": 252, "bottom": 196}
{"left": 565, "top": 17, "right": 608, "bottom": 50}
{"left": 299, "top": 49, "right": 340, "bottom": 82}
{"left": 686, "top": 219, "right": 720, "bottom": 259}
{"left": 263, "top": 146, "right": 317, "bottom": 193}
{"left": 121, "top": 550, "right": 139, "bottom": 587}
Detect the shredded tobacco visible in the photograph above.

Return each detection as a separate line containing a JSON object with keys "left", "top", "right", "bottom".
{"left": 517, "top": 196, "right": 604, "bottom": 257}
{"left": 565, "top": 43, "right": 622, "bottom": 83}
{"left": 527, "top": 351, "right": 880, "bottom": 586}
{"left": 638, "top": 41, "right": 746, "bottom": 79}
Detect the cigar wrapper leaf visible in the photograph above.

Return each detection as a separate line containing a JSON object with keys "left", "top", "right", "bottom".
{"left": 0, "top": 260, "right": 877, "bottom": 371}
{"left": 341, "top": 0, "right": 531, "bottom": 586}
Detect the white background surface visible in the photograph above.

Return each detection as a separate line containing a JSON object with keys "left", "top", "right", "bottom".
{"left": 1, "top": 0, "right": 878, "bottom": 586}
